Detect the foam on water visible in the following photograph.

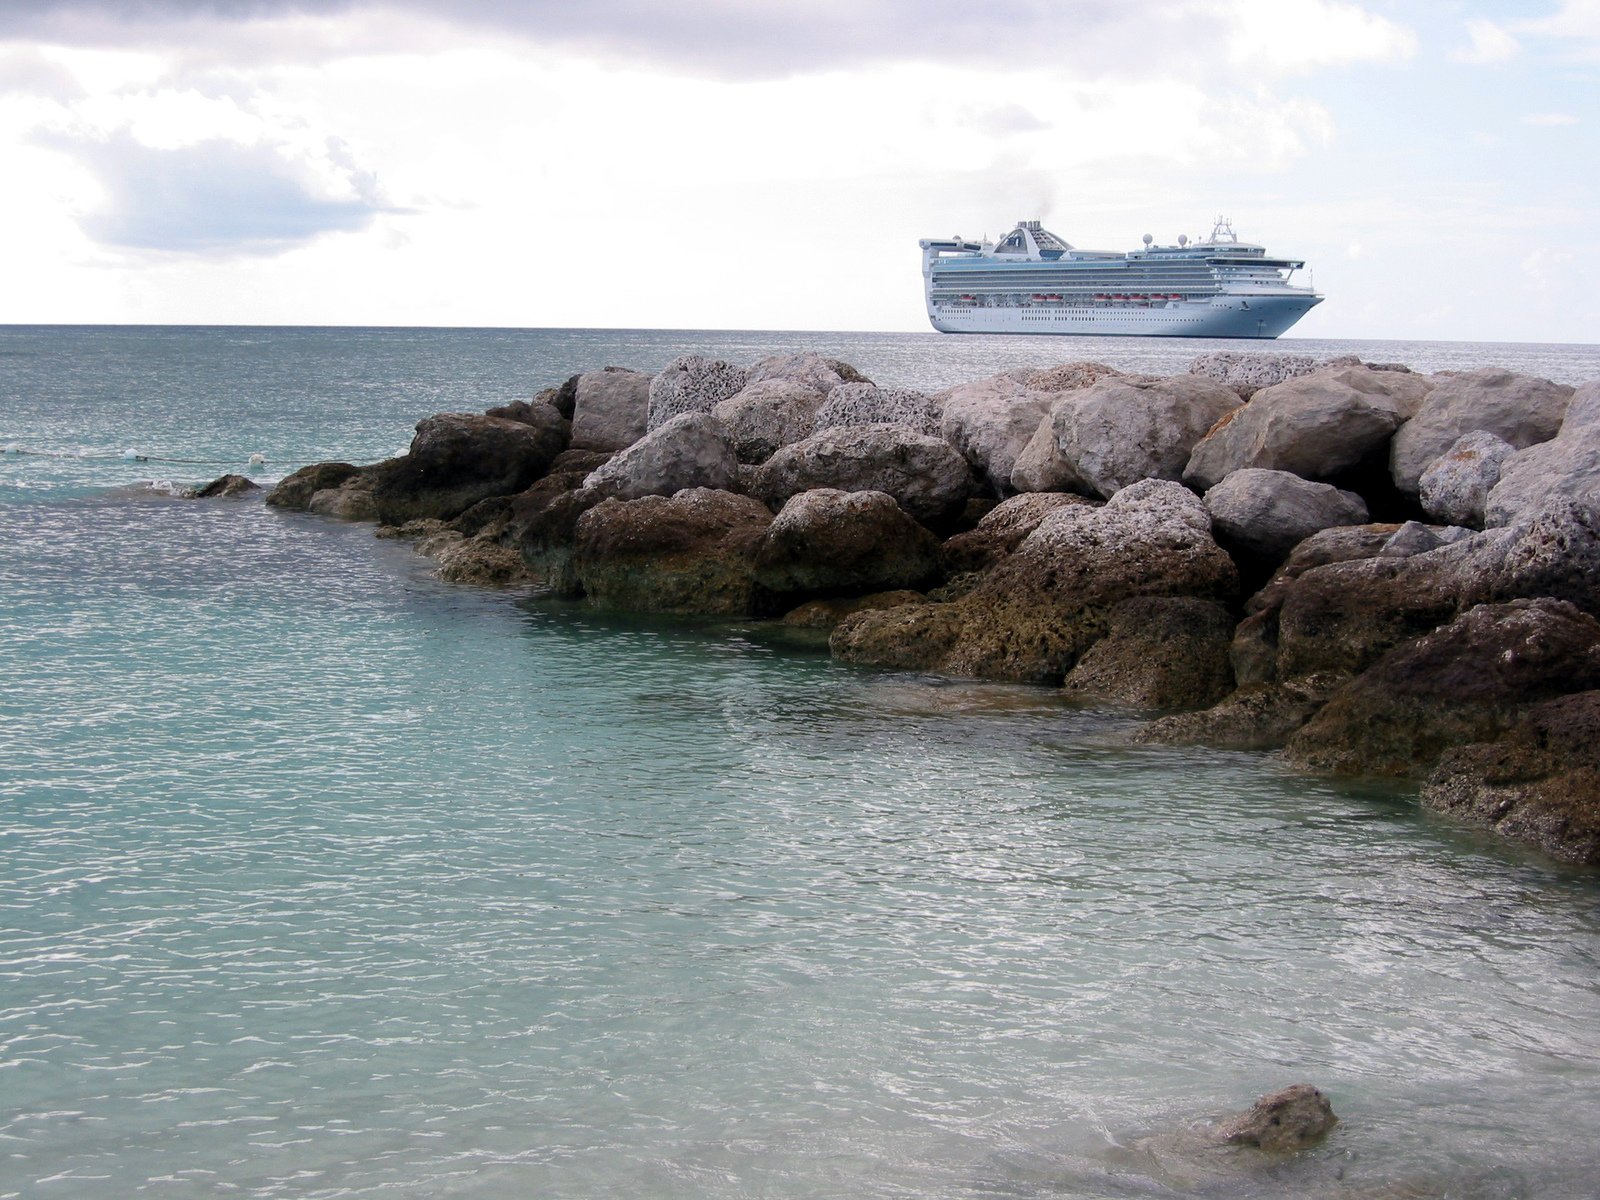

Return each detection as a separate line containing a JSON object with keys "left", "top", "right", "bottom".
{"left": 2, "top": 327, "right": 1599, "bottom": 1198}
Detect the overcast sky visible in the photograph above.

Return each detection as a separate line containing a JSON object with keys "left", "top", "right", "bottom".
{"left": 1, "top": 1, "right": 1595, "bottom": 341}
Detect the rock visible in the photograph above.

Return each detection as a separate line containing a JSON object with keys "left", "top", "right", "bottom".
{"left": 1216, "top": 1084, "right": 1338, "bottom": 1154}
{"left": 1203, "top": 468, "right": 1370, "bottom": 563}
{"left": 551, "top": 375, "right": 581, "bottom": 419}
{"left": 1184, "top": 364, "right": 1431, "bottom": 492}
{"left": 307, "top": 474, "right": 378, "bottom": 520}
{"left": 265, "top": 461, "right": 362, "bottom": 510}
{"left": 188, "top": 473, "right": 260, "bottom": 499}
{"left": 1284, "top": 598, "right": 1600, "bottom": 777}
{"left": 1023, "top": 361, "right": 1122, "bottom": 392}
{"left": 750, "top": 423, "right": 974, "bottom": 524}
{"left": 571, "top": 367, "right": 652, "bottom": 452}
{"left": 1483, "top": 381, "right": 1600, "bottom": 526}
{"left": 572, "top": 488, "right": 772, "bottom": 616}
{"left": 645, "top": 354, "right": 748, "bottom": 431}
{"left": 1187, "top": 350, "right": 1319, "bottom": 399}
{"left": 751, "top": 489, "right": 940, "bottom": 598}
{"left": 1010, "top": 403, "right": 1083, "bottom": 494}
{"left": 745, "top": 351, "right": 848, "bottom": 394}
{"left": 1422, "top": 691, "right": 1600, "bottom": 865}
{"left": 936, "top": 374, "right": 1053, "bottom": 495}
{"left": 831, "top": 480, "right": 1237, "bottom": 683}
{"left": 1061, "top": 597, "right": 1235, "bottom": 710}
{"left": 1135, "top": 674, "right": 1348, "bottom": 750}
{"left": 1418, "top": 430, "right": 1516, "bottom": 527}
{"left": 940, "top": 492, "right": 1095, "bottom": 574}
{"left": 712, "top": 379, "right": 828, "bottom": 464}
{"left": 781, "top": 590, "right": 925, "bottom": 630}
{"left": 1040, "top": 373, "right": 1243, "bottom": 500}
{"left": 415, "top": 530, "right": 533, "bottom": 586}
{"left": 366, "top": 407, "right": 568, "bottom": 524}
{"left": 582, "top": 411, "right": 739, "bottom": 502}
{"left": 505, "top": 469, "right": 605, "bottom": 595}
{"left": 1390, "top": 367, "right": 1574, "bottom": 495}
{"left": 814, "top": 382, "right": 941, "bottom": 436}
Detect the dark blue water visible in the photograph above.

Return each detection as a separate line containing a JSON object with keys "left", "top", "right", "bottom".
{"left": 2, "top": 327, "right": 1598, "bottom": 1198}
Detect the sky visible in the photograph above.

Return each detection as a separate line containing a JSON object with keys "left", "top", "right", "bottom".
{"left": 0, "top": 0, "right": 1596, "bottom": 341}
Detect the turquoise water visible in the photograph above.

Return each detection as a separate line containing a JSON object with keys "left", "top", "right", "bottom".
{"left": 3, "top": 327, "right": 1599, "bottom": 1198}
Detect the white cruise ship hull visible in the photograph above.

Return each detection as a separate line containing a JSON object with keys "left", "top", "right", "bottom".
{"left": 927, "top": 293, "right": 1320, "bottom": 339}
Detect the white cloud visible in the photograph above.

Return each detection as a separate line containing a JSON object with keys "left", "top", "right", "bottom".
{"left": 1222, "top": 0, "right": 1417, "bottom": 73}
{"left": 1523, "top": 112, "right": 1580, "bottom": 126}
{"left": 1452, "top": 18, "right": 1520, "bottom": 64}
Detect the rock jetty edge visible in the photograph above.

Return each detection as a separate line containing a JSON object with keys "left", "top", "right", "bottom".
{"left": 258, "top": 349, "right": 1600, "bottom": 867}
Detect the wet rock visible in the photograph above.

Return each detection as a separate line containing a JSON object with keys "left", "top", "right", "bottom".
{"left": 750, "top": 423, "right": 975, "bottom": 524}
{"left": 1483, "top": 381, "right": 1600, "bottom": 527}
{"left": 570, "top": 367, "right": 652, "bottom": 452}
{"left": 1422, "top": 690, "right": 1600, "bottom": 865}
{"left": 505, "top": 469, "right": 605, "bottom": 595}
{"left": 265, "top": 461, "right": 363, "bottom": 511}
{"left": 645, "top": 354, "right": 748, "bottom": 431}
{"left": 936, "top": 374, "right": 1053, "bottom": 495}
{"left": 366, "top": 407, "right": 568, "bottom": 524}
{"left": 1047, "top": 373, "right": 1243, "bottom": 499}
{"left": 1187, "top": 350, "right": 1320, "bottom": 400}
{"left": 1216, "top": 1084, "right": 1338, "bottom": 1154}
{"left": 782, "top": 590, "right": 925, "bottom": 630}
{"left": 415, "top": 529, "right": 533, "bottom": 586}
{"left": 1203, "top": 468, "right": 1370, "bottom": 563}
{"left": 939, "top": 492, "right": 1095, "bottom": 575}
{"left": 814, "top": 382, "right": 942, "bottom": 436}
{"left": 1284, "top": 598, "right": 1600, "bottom": 777}
{"left": 751, "top": 488, "right": 940, "bottom": 599}
{"left": 1418, "top": 429, "right": 1516, "bottom": 527}
{"left": 188, "top": 473, "right": 260, "bottom": 499}
{"left": 307, "top": 474, "right": 378, "bottom": 520}
{"left": 582, "top": 411, "right": 739, "bottom": 502}
{"left": 1135, "top": 674, "right": 1348, "bottom": 750}
{"left": 1391, "top": 368, "right": 1574, "bottom": 495}
{"left": 1185, "top": 364, "right": 1430, "bottom": 491}
{"left": 572, "top": 488, "right": 773, "bottom": 616}
{"left": 712, "top": 379, "right": 828, "bottom": 464}
{"left": 1061, "top": 596, "right": 1235, "bottom": 710}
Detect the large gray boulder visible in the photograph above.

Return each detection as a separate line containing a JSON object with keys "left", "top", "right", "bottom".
{"left": 711, "top": 379, "right": 828, "bottom": 464}
{"left": 940, "top": 492, "right": 1096, "bottom": 574}
{"left": 645, "top": 355, "right": 749, "bottom": 431}
{"left": 1390, "top": 367, "right": 1573, "bottom": 495}
{"left": 1185, "top": 364, "right": 1431, "bottom": 491}
{"left": 936, "top": 374, "right": 1054, "bottom": 495}
{"left": 744, "top": 351, "right": 850, "bottom": 394}
{"left": 1203, "top": 468, "right": 1369, "bottom": 562}
{"left": 1187, "top": 351, "right": 1319, "bottom": 400}
{"left": 814, "top": 383, "right": 941, "bottom": 436}
{"left": 1010, "top": 399, "right": 1084, "bottom": 494}
{"left": 750, "top": 423, "right": 974, "bottom": 524}
{"left": 1483, "top": 381, "right": 1600, "bottom": 526}
{"left": 1418, "top": 429, "right": 1516, "bottom": 527}
{"left": 1051, "top": 374, "right": 1242, "bottom": 499}
{"left": 582, "top": 411, "right": 739, "bottom": 502}
{"left": 571, "top": 367, "right": 652, "bottom": 452}
{"left": 751, "top": 489, "right": 940, "bottom": 598}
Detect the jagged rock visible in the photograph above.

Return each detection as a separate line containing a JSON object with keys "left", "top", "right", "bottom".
{"left": 936, "top": 374, "right": 1054, "bottom": 495}
{"left": 1040, "top": 374, "right": 1243, "bottom": 500}
{"left": 814, "top": 383, "right": 941, "bottom": 436}
{"left": 1422, "top": 690, "right": 1600, "bottom": 865}
{"left": 1061, "top": 597, "right": 1235, "bottom": 710}
{"left": 188, "top": 473, "right": 260, "bottom": 499}
{"left": 1390, "top": 368, "right": 1574, "bottom": 495}
{"left": 1187, "top": 351, "right": 1319, "bottom": 400}
{"left": 1134, "top": 674, "right": 1348, "bottom": 750}
{"left": 582, "top": 411, "right": 739, "bottom": 502}
{"left": 1203, "top": 468, "right": 1370, "bottom": 562}
{"left": 572, "top": 488, "right": 772, "bottom": 616}
{"left": 366, "top": 407, "right": 568, "bottom": 525}
{"left": 1010, "top": 402, "right": 1084, "bottom": 494}
{"left": 1184, "top": 364, "right": 1431, "bottom": 491}
{"left": 750, "top": 423, "right": 974, "bottom": 524}
{"left": 940, "top": 492, "right": 1096, "bottom": 574}
{"left": 712, "top": 379, "right": 828, "bottom": 464}
{"left": 265, "top": 461, "right": 362, "bottom": 510}
{"left": 551, "top": 375, "right": 581, "bottom": 419}
{"left": 1418, "top": 429, "right": 1516, "bottom": 527}
{"left": 308, "top": 474, "right": 378, "bottom": 520}
{"left": 751, "top": 489, "right": 940, "bottom": 599}
{"left": 505, "top": 469, "right": 605, "bottom": 595}
{"left": 415, "top": 530, "right": 533, "bottom": 586}
{"left": 1284, "top": 598, "right": 1600, "bottom": 777}
{"left": 831, "top": 480, "right": 1237, "bottom": 683}
{"left": 781, "top": 590, "right": 924, "bottom": 630}
{"left": 1483, "top": 381, "right": 1600, "bottom": 527}
{"left": 645, "top": 355, "right": 748, "bottom": 431}
{"left": 1216, "top": 1085, "right": 1338, "bottom": 1154}
{"left": 1024, "top": 361, "right": 1122, "bottom": 391}
{"left": 745, "top": 351, "right": 849, "bottom": 394}
{"left": 570, "top": 367, "right": 652, "bottom": 452}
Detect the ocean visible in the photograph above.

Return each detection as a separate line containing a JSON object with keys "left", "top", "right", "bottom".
{"left": 3, "top": 325, "right": 1598, "bottom": 1198}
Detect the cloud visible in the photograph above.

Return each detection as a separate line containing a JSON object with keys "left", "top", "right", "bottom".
{"left": 1523, "top": 112, "right": 1580, "bottom": 126}
{"left": 40, "top": 130, "right": 395, "bottom": 254}
{"left": 1509, "top": 0, "right": 1600, "bottom": 61}
{"left": 1452, "top": 17, "right": 1520, "bottom": 64}
{"left": 0, "top": 47, "right": 85, "bottom": 99}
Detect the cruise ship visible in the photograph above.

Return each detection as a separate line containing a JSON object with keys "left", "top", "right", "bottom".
{"left": 921, "top": 218, "right": 1321, "bottom": 338}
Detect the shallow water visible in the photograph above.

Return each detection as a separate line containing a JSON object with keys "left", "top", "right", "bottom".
{"left": 2, "top": 327, "right": 1598, "bottom": 1198}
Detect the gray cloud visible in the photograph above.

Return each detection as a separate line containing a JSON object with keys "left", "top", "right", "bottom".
{"left": 42, "top": 131, "right": 395, "bottom": 254}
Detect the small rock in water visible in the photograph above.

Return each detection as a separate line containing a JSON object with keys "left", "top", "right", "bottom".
{"left": 1217, "top": 1083, "right": 1338, "bottom": 1154}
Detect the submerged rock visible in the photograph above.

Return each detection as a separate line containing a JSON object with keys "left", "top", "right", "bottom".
{"left": 1216, "top": 1084, "right": 1339, "bottom": 1154}
{"left": 188, "top": 473, "right": 260, "bottom": 499}
{"left": 1061, "top": 596, "right": 1235, "bottom": 710}
{"left": 265, "top": 461, "right": 363, "bottom": 511}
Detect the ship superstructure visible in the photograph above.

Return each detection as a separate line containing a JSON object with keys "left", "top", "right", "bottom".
{"left": 920, "top": 218, "right": 1321, "bottom": 338}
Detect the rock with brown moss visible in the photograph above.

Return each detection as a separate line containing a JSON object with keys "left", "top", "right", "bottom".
{"left": 265, "top": 461, "right": 363, "bottom": 510}
{"left": 939, "top": 492, "right": 1095, "bottom": 575}
{"left": 751, "top": 489, "right": 939, "bottom": 599}
{"left": 1061, "top": 596, "right": 1235, "bottom": 710}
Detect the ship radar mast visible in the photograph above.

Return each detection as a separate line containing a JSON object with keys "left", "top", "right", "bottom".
{"left": 1206, "top": 216, "right": 1239, "bottom": 245}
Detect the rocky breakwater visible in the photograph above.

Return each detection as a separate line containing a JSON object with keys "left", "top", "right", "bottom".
{"left": 263, "top": 349, "right": 1600, "bottom": 865}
